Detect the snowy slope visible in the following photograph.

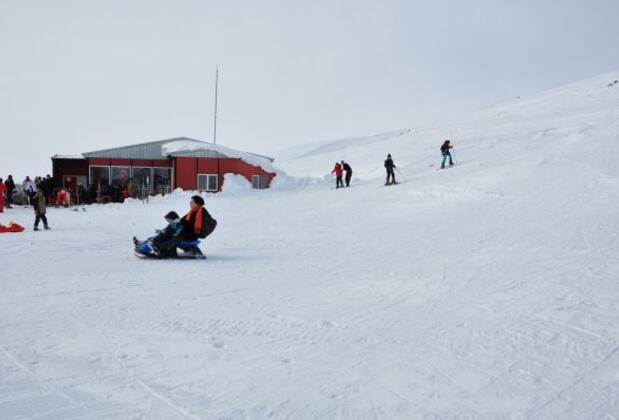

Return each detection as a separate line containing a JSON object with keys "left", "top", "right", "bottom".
{"left": 1, "top": 70, "right": 619, "bottom": 419}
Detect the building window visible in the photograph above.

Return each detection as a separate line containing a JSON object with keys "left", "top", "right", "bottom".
{"left": 252, "top": 175, "right": 269, "bottom": 189}
{"left": 89, "top": 166, "right": 110, "bottom": 187}
{"left": 153, "top": 168, "right": 172, "bottom": 195}
{"left": 131, "top": 167, "right": 152, "bottom": 195}
{"left": 197, "top": 174, "right": 218, "bottom": 192}
{"left": 111, "top": 166, "right": 131, "bottom": 187}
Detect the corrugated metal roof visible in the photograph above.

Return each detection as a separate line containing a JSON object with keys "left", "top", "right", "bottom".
{"left": 51, "top": 154, "right": 86, "bottom": 160}
{"left": 168, "top": 149, "right": 228, "bottom": 159}
{"left": 82, "top": 137, "right": 189, "bottom": 159}
{"left": 81, "top": 137, "right": 275, "bottom": 162}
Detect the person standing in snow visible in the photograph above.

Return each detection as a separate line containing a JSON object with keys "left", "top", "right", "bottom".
{"left": 332, "top": 162, "right": 344, "bottom": 189}
{"left": 22, "top": 176, "right": 35, "bottom": 206}
{"left": 5, "top": 175, "right": 15, "bottom": 209}
{"left": 44, "top": 175, "right": 54, "bottom": 204}
{"left": 440, "top": 140, "right": 454, "bottom": 169}
{"left": 0, "top": 178, "right": 6, "bottom": 213}
{"left": 384, "top": 154, "right": 397, "bottom": 185}
{"left": 33, "top": 188, "right": 50, "bottom": 231}
{"left": 341, "top": 160, "right": 353, "bottom": 187}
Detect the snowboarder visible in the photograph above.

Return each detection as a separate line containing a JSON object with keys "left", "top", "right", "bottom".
{"left": 33, "top": 188, "right": 50, "bottom": 231}
{"left": 341, "top": 160, "right": 353, "bottom": 187}
{"left": 440, "top": 140, "right": 454, "bottom": 169}
{"left": 0, "top": 178, "right": 6, "bottom": 213}
{"left": 4, "top": 175, "right": 15, "bottom": 209}
{"left": 151, "top": 195, "right": 216, "bottom": 256}
{"left": 384, "top": 154, "right": 397, "bottom": 185}
{"left": 332, "top": 162, "right": 344, "bottom": 189}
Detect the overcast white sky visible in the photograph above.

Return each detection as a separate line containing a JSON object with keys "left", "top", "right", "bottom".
{"left": 2, "top": 0, "right": 619, "bottom": 178}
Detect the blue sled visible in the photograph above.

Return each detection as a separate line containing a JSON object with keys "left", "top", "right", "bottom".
{"left": 134, "top": 237, "right": 206, "bottom": 260}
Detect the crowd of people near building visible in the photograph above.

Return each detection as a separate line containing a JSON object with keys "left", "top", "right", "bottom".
{"left": 0, "top": 174, "right": 151, "bottom": 213}
{"left": 0, "top": 175, "right": 53, "bottom": 231}
{"left": 1, "top": 174, "right": 74, "bottom": 211}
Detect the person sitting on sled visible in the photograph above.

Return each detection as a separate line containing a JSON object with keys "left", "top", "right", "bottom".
{"left": 134, "top": 211, "right": 184, "bottom": 257}
{"left": 151, "top": 195, "right": 216, "bottom": 256}
{"left": 151, "top": 211, "right": 184, "bottom": 252}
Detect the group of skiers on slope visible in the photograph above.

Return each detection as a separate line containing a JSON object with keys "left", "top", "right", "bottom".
{"left": 134, "top": 195, "right": 217, "bottom": 258}
{"left": 330, "top": 140, "right": 455, "bottom": 189}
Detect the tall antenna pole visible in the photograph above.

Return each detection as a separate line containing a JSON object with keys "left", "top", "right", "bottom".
{"left": 213, "top": 67, "right": 219, "bottom": 145}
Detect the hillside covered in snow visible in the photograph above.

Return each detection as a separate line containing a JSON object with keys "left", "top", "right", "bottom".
{"left": 1, "top": 70, "right": 619, "bottom": 419}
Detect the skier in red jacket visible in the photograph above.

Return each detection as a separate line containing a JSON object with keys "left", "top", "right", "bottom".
{"left": 331, "top": 162, "right": 344, "bottom": 189}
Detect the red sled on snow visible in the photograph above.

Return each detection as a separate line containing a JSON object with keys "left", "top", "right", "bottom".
{"left": 0, "top": 223, "right": 25, "bottom": 233}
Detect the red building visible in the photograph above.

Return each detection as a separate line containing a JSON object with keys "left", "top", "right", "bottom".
{"left": 52, "top": 137, "right": 276, "bottom": 199}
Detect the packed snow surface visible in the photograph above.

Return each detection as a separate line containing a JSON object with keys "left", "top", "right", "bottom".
{"left": 1, "top": 70, "right": 619, "bottom": 419}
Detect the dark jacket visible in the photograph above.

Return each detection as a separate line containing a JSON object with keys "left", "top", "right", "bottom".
{"left": 5, "top": 178, "right": 15, "bottom": 193}
{"left": 384, "top": 158, "right": 396, "bottom": 170}
{"left": 181, "top": 207, "right": 217, "bottom": 240}
{"left": 441, "top": 143, "right": 452, "bottom": 155}
{"left": 34, "top": 191, "right": 46, "bottom": 215}
{"left": 342, "top": 163, "right": 352, "bottom": 173}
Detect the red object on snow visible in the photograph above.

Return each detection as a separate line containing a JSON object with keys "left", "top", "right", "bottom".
{"left": 0, "top": 223, "right": 25, "bottom": 233}
{"left": 332, "top": 163, "right": 343, "bottom": 176}
{"left": 56, "top": 190, "right": 69, "bottom": 207}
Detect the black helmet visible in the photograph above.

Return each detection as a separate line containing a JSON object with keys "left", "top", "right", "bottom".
{"left": 164, "top": 211, "right": 180, "bottom": 221}
{"left": 191, "top": 195, "right": 205, "bottom": 206}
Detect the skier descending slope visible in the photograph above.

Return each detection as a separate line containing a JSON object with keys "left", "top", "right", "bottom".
{"left": 384, "top": 154, "right": 397, "bottom": 185}
{"left": 341, "top": 160, "right": 353, "bottom": 187}
{"left": 440, "top": 140, "right": 454, "bottom": 169}
{"left": 331, "top": 162, "right": 344, "bottom": 189}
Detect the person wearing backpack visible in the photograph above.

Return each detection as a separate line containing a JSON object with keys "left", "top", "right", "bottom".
{"left": 153, "top": 195, "right": 216, "bottom": 255}
{"left": 384, "top": 154, "right": 397, "bottom": 185}
{"left": 440, "top": 140, "right": 454, "bottom": 169}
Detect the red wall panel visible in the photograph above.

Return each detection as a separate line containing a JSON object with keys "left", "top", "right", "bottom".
{"left": 167, "top": 157, "right": 276, "bottom": 191}
{"left": 52, "top": 159, "right": 89, "bottom": 188}
{"left": 152, "top": 159, "right": 173, "bottom": 167}
{"left": 88, "top": 158, "right": 111, "bottom": 166}
{"left": 175, "top": 157, "right": 198, "bottom": 190}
